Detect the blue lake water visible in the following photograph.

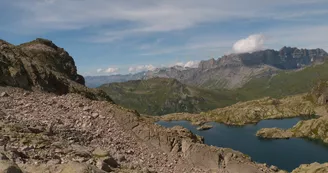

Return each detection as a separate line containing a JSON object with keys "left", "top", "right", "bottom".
{"left": 157, "top": 118, "right": 328, "bottom": 172}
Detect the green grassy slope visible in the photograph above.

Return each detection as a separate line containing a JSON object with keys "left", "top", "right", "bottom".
{"left": 99, "top": 61, "right": 328, "bottom": 116}
{"left": 236, "top": 62, "right": 328, "bottom": 101}
{"left": 99, "top": 78, "right": 237, "bottom": 115}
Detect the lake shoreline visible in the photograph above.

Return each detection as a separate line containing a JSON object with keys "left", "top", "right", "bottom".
{"left": 157, "top": 118, "right": 328, "bottom": 172}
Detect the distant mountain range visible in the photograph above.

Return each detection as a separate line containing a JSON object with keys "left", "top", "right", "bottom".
{"left": 86, "top": 47, "right": 328, "bottom": 89}
{"left": 100, "top": 60, "right": 328, "bottom": 115}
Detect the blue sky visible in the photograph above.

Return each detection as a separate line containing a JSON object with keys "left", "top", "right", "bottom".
{"left": 1, "top": 0, "right": 328, "bottom": 75}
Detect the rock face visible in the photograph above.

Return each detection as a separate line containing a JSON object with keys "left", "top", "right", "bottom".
{"left": 86, "top": 47, "right": 328, "bottom": 89}
{"left": 0, "top": 38, "right": 112, "bottom": 101}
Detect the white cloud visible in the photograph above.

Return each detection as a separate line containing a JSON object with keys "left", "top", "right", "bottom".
{"left": 174, "top": 62, "right": 185, "bottom": 67}
{"left": 174, "top": 61, "right": 199, "bottom": 68}
{"left": 96, "top": 68, "right": 103, "bottom": 73}
{"left": 128, "top": 64, "right": 156, "bottom": 73}
{"left": 104, "top": 67, "right": 119, "bottom": 73}
{"left": 184, "top": 61, "right": 199, "bottom": 68}
{"left": 232, "top": 34, "right": 265, "bottom": 53}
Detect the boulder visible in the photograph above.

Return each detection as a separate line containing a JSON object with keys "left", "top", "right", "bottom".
{"left": 71, "top": 145, "right": 91, "bottom": 158}
{"left": 0, "top": 160, "right": 23, "bottom": 173}
{"left": 96, "top": 160, "right": 112, "bottom": 172}
{"left": 92, "top": 148, "right": 109, "bottom": 158}
{"left": 101, "top": 156, "right": 118, "bottom": 168}
{"left": 0, "top": 92, "right": 9, "bottom": 97}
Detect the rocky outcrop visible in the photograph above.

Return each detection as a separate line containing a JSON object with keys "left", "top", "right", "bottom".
{"left": 291, "top": 162, "right": 328, "bottom": 173}
{"left": 161, "top": 95, "right": 316, "bottom": 125}
{"left": 256, "top": 81, "right": 328, "bottom": 143}
{"left": 306, "top": 80, "right": 328, "bottom": 105}
{"left": 0, "top": 38, "right": 112, "bottom": 101}
{"left": 196, "top": 124, "right": 213, "bottom": 131}
{"left": 256, "top": 116, "right": 328, "bottom": 143}
{"left": 256, "top": 128, "right": 293, "bottom": 139}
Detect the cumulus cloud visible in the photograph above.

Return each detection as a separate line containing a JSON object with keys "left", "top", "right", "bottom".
{"left": 174, "top": 61, "right": 199, "bottom": 68}
{"left": 128, "top": 64, "right": 156, "bottom": 73}
{"left": 104, "top": 67, "right": 119, "bottom": 73}
{"left": 232, "top": 34, "right": 265, "bottom": 53}
{"left": 96, "top": 68, "right": 103, "bottom": 73}
{"left": 184, "top": 61, "right": 199, "bottom": 68}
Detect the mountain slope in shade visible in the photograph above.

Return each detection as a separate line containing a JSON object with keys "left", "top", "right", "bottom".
{"left": 99, "top": 77, "right": 238, "bottom": 115}
{"left": 86, "top": 47, "right": 328, "bottom": 89}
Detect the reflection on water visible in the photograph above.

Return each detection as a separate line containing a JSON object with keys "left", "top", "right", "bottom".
{"left": 157, "top": 117, "right": 328, "bottom": 171}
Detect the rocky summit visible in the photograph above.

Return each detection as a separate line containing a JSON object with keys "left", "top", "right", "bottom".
{"left": 0, "top": 39, "right": 292, "bottom": 173}
{"left": 0, "top": 38, "right": 111, "bottom": 102}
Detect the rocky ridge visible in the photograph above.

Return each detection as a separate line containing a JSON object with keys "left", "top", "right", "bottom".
{"left": 160, "top": 95, "right": 316, "bottom": 126}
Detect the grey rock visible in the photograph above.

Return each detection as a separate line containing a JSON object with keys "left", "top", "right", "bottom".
{"left": 96, "top": 160, "right": 112, "bottom": 172}
{"left": 117, "top": 154, "right": 126, "bottom": 162}
{"left": 47, "top": 159, "right": 61, "bottom": 165}
{"left": 92, "top": 148, "right": 109, "bottom": 158}
{"left": 71, "top": 145, "right": 91, "bottom": 158}
{"left": 0, "top": 92, "right": 9, "bottom": 97}
{"left": 101, "top": 156, "right": 119, "bottom": 168}
{"left": 270, "top": 165, "right": 279, "bottom": 172}
{"left": 91, "top": 112, "right": 99, "bottom": 118}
